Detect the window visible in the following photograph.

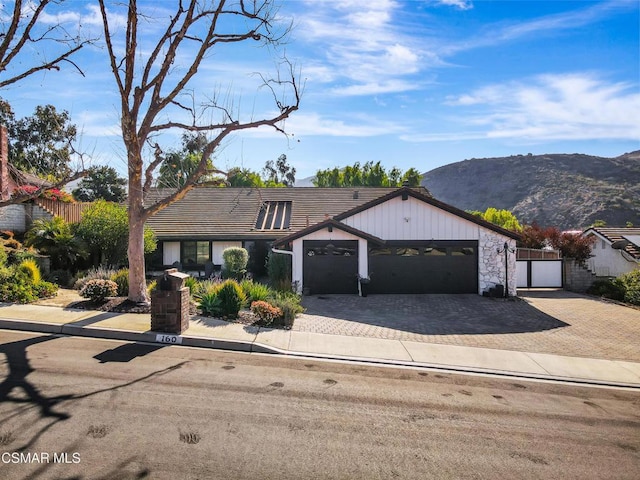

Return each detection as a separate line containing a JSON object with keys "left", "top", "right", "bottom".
{"left": 396, "top": 248, "right": 420, "bottom": 256}
{"left": 424, "top": 247, "right": 447, "bottom": 256}
{"left": 369, "top": 247, "right": 392, "bottom": 256}
{"left": 183, "top": 241, "right": 210, "bottom": 265}
{"left": 255, "top": 201, "right": 292, "bottom": 230}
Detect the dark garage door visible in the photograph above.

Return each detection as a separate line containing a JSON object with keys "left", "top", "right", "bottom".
{"left": 368, "top": 241, "right": 478, "bottom": 294}
{"left": 303, "top": 240, "right": 358, "bottom": 294}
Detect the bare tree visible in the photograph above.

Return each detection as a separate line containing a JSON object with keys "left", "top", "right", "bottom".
{"left": 0, "top": 0, "right": 92, "bottom": 88}
{"left": 0, "top": 0, "right": 94, "bottom": 206}
{"left": 98, "top": 0, "right": 300, "bottom": 303}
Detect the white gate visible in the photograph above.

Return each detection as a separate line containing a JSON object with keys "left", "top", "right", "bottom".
{"left": 516, "top": 248, "right": 563, "bottom": 288}
{"left": 517, "top": 260, "right": 563, "bottom": 288}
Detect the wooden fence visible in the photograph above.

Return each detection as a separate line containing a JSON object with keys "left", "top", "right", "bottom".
{"left": 34, "top": 198, "right": 93, "bottom": 224}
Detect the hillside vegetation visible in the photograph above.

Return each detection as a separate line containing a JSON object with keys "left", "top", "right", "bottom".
{"left": 421, "top": 151, "right": 640, "bottom": 230}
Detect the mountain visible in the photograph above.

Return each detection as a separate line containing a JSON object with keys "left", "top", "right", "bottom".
{"left": 421, "top": 151, "right": 640, "bottom": 230}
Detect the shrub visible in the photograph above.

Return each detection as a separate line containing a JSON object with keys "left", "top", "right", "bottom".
{"left": 75, "top": 200, "right": 156, "bottom": 266}
{"left": 199, "top": 291, "right": 222, "bottom": 317}
{"left": 616, "top": 269, "right": 640, "bottom": 306}
{"left": 184, "top": 276, "right": 199, "bottom": 295}
{"left": 17, "top": 259, "right": 41, "bottom": 284}
{"left": 222, "top": 247, "right": 249, "bottom": 280}
{"left": 198, "top": 279, "right": 246, "bottom": 318}
{"left": 147, "top": 280, "right": 158, "bottom": 295}
{"left": 251, "top": 300, "right": 283, "bottom": 325}
{"left": 587, "top": 279, "right": 625, "bottom": 301}
{"left": 33, "top": 281, "right": 58, "bottom": 299}
{"left": 267, "top": 251, "right": 291, "bottom": 291}
{"left": 215, "top": 279, "right": 246, "bottom": 318}
{"left": 267, "top": 291, "right": 304, "bottom": 328}
{"left": 0, "top": 281, "right": 37, "bottom": 303}
{"left": 240, "top": 279, "right": 272, "bottom": 303}
{"left": 80, "top": 279, "right": 118, "bottom": 301}
{"left": 73, "top": 266, "right": 119, "bottom": 290}
{"left": 0, "top": 263, "right": 57, "bottom": 303}
{"left": 46, "top": 269, "right": 73, "bottom": 287}
{"left": 111, "top": 268, "right": 129, "bottom": 296}
{"left": 0, "top": 246, "right": 7, "bottom": 266}
{"left": 190, "top": 279, "right": 218, "bottom": 301}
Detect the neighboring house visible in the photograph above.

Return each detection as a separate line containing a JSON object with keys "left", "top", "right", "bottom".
{"left": 146, "top": 186, "right": 520, "bottom": 296}
{"left": 582, "top": 227, "right": 640, "bottom": 277}
{"left": 0, "top": 125, "right": 54, "bottom": 232}
{"left": 0, "top": 128, "right": 87, "bottom": 232}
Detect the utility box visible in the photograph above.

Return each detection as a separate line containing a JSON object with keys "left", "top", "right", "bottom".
{"left": 151, "top": 268, "right": 191, "bottom": 334}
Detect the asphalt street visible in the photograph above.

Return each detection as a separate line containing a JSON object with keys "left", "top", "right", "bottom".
{"left": 0, "top": 331, "right": 638, "bottom": 479}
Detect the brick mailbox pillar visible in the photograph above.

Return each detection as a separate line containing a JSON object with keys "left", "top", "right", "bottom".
{"left": 151, "top": 268, "right": 191, "bottom": 334}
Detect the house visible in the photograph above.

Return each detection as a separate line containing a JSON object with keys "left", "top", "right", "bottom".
{"left": 0, "top": 127, "right": 88, "bottom": 232}
{"left": 0, "top": 125, "right": 54, "bottom": 232}
{"left": 144, "top": 186, "right": 419, "bottom": 275}
{"left": 146, "top": 186, "right": 520, "bottom": 296}
{"left": 582, "top": 227, "right": 640, "bottom": 277}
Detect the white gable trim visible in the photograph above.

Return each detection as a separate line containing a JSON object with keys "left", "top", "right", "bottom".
{"left": 340, "top": 195, "right": 503, "bottom": 241}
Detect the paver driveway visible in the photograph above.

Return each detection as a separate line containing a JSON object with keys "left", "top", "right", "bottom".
{"left": 294, "top": 290, "right": 640, "bottom": 363}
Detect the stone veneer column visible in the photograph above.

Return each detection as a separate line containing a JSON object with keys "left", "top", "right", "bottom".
{"left": 479, "top": 231, "right": 517, "bottom": 296}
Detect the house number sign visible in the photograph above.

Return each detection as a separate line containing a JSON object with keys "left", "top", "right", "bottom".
{"left": 155, "top": 334, "right": 183, "bottom": 345}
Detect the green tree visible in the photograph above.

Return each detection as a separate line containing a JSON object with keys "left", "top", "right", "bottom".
{"left": 24, "top": 216, "right": 87, "bottom": 271}
{"left": 479, "top": 207, "right": 523, "bottom": 232}
{"left": 72, "top": 166, "right": 127, "bottom": 202}
{"left": 2, "top": 100, "right": 78, "bottom": 180}
{"left": 263, "top": 154, "right": 296, "bottom": 187}
{"left": 75, "top": 200, "right": 156, "bottom": 266}
{"left": 313, "top": 162, "right": 422, "bottom": 187}
{"left": 156, "top": 133, "right": 220, "bottom": 188}
{"left": 227, "top": 167, "right": 265, "bottom": 187}
{"left": 401, "top": 168, "right": 422, "bottom": 187}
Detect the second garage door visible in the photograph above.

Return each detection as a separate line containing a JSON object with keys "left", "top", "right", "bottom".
{"left": 368, "top": 241, "right": 478, "bottom": 294}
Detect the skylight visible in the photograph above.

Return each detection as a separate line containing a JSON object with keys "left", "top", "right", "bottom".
{"left": 255, "top": 201, "right": 292, "bottom": 230}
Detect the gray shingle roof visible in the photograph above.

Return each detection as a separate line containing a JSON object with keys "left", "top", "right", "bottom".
{"left": 145, "top": 186, "right": 428, "bottom": 240}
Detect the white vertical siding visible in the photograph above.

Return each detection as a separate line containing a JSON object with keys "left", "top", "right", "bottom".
{"left": 341, "top": 196, "right": 478, "bottom": 240}
{"left": 291, "top": 228, "right": 369, "bottom": 292}
{"left": 212, "top": 241, "right": 242, "bottom": 265}
{"left": 163, "top": 241, "right": 180, "bottom": 265}
{"left": 586, "top": 233, "right": 639, "bottom": 277}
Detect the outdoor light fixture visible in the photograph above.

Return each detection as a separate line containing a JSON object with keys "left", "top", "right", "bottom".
{"left": 497, "top": 241, "right": 516, "bottom": 298}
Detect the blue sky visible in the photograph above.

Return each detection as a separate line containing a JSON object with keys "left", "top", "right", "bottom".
{"left": 1, "top": 0, "right": 638, "bottom": 180}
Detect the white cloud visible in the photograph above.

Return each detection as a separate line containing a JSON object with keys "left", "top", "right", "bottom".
{"left": 436, "top": 0, "right": 473, "bottom": 11}
{"left": 411, "top": 73, "right": 640, "bottom": 142}
{"left": 332, "top": 79, "right": 422, "bottom": 96}
{"left": 293, "top": 1, "right": 427, "bottom": 96}
{"left": 445, "top": 0, "right": 637, "bottom": 55}
{"left": 243, "top": 112, "right": 406, "bottom": 138}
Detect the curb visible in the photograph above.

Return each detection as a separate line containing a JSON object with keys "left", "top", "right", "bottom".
{"left": 1, "top": 318, "right": 639, "bottom": 390}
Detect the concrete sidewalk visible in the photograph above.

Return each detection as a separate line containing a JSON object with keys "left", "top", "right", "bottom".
{"left": 1, "top": 302, "right": 639, "bottom": 389}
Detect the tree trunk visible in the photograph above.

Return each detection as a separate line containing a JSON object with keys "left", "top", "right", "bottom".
{"left": 128, "top": 212, "right": 149, "bottom": 303}
{"left": 127, "top": 153, "right": 149, "bottom": 304}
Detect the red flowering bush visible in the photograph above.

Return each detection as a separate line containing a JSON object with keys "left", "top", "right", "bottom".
{"left": 14, "top": 186, "right": 74, "bottom": 202}
{"left": 250, "top": 300, "right": 283, "bottom": 324}
{"left": 42, "top": 188, "right": 74, "bottom": 202}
